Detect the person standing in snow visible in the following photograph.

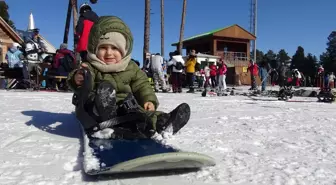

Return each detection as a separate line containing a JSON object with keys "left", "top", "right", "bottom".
{"left": 317, "top": 65, "right": 324, "bottom": 88}
{"left": 216, "top": 59, "right": 227, "bottom": 92}
{"left": 329, "top": 72, "right": 335, "bottom": 88}
{"left": 270, "top": 68, "right": 278, "bottom": 86}
{"left": 209, "top": 63, "right": 217, "bottom": 89}
{"left": 247, "top": 59, "right": 259, "bottom": 90}
{"left": 184, "top": 50, "right": 197, "bottom": 93}
{"left": 277, "top": 62, "right": 288, "bottom": 88}
{"left": 203, "top": 63, "right": 211, "bottom": 89}
{"left": 167, "top": 50, "right": 185, "bottom": 93}
{"left": 150, "top": 53, "right": 169, "bottom": 92}
{"left": 259, "top": 61, "right": 270, "bottom": 92}
{"left": 75, "top": 3, "right": 99, "bottom": 62}
{"left": 293, "top": 69, "right": 301, "bottom": 87}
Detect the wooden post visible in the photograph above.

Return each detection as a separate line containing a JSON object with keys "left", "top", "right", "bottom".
{"left": 213, "top": 39, "right": 217, "bottom": 56}
{"left": 63, "top": 0, "right": 72, "bottom": 44}
{"left": 71, "top": 0, "right": 78, "bottom": 51}
{"left": 160, "top": 0, "right": 164, "bottom": 57}
{"left": 143, "top": 0, "right": 150, "bottom": 63}
{"left": 178, "top": 0, "right": 187, "bottom": 55}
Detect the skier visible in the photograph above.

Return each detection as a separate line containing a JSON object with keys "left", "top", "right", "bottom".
{"left": 329, "top": 72, "right": 335, "bottom": 88}
{"left": 247, "top": 59, "right": 259, "bottom": 90}
{"left": 259, "top": 61, "right": 270, "bottom": 92}
{"left": 150, "top": 53, "right": 169, "bottom": 92}
{"left": 277, "top": 62, "right": 288, "bottom": 88}
{"left": 217, "top": 59, "right": 227, "bottom": 93}
{"left": 75, "top": 3, "right": 99, "bottom": 62}
{"left": 184, "top": 50, "right": 197, "bottom": 93}
{"left": 67, "top": 16, "right": 190, "bottom": 139}
{"left": 167, "top": 50, "right": 184, "bottom": 93}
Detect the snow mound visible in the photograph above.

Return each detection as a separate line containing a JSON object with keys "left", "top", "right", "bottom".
{"left": 82, "top": 134, "right": 100, "bottom": 172}
{"left": 91, "top": 128, "right": 114, "bottom": 139}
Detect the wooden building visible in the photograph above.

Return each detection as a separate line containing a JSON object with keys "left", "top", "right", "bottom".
{"left": 172, "top": 24, "right": 257, "bottom": 85}
{"left": 0, "top": 17, "right": 24, "bottom": 64}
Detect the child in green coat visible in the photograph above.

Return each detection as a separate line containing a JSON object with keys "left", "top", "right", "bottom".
{"left": 67, "top": 16, "right": 190, "bottom": 139}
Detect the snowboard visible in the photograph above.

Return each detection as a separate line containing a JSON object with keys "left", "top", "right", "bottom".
{"left": 82, "top": 129, "right": 216, "bottom": 176}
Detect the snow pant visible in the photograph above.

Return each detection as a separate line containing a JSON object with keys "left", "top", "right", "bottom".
{"left": 81, "top": 81, "right": 163, "bottom": 132}
{"left": 251, "top": 75, "right": 257, "bottom": 89}
{"left": 196, "top": 76, "right": 203, "bottom": 88}
{"left": 261, "top": 76, "right": 267, "bottom": 91}
{"left": 278, "top": 76, "right": 286, "bottom": 87}
{"left": 217, "top": 75, "right": 226, "bottom": 91}
{"left": 204, "top": 76, "right": 210, "bottom": 89}
{"left": 317, "top": 75, "right": 324, "bottom": 88}
{"left": 186, "top": 72, "right": 194, "bottom": 90}
{"left": 22, "top": 62, "right": 41, "bottom": 80}
{"left": 171, "top": 72, "right": 182, "bottom": 92}
{"left": 329, "top": 81, "right": 335, "bottom": 88}
{"left": 271, "top": 74, "right": 277, "bottom": 86}
{"left": 210, "top": 76, "right": 217, "bottom": 88}
{"left": 152, "top": 68, "right": 167, "bottom": 91}
{"left": 295, "top": 78, "right": 300, "bottom": 87}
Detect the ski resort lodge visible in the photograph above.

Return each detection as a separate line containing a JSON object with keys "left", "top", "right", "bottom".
{"left": 172, "top": 24, "right": 257, "bottom": 85}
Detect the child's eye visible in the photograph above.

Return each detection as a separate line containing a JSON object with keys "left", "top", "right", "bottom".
{"left": 111, "top": 46, "right": 118, "bottom": 50}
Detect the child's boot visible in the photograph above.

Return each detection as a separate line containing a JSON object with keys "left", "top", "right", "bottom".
{"left": 156, "top": 103, "right": 191, "bottom": 134}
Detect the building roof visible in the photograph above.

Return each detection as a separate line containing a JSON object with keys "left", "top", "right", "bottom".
{"left": 172, "top": 24, "right": 256, "bottom": 46}
{"left": 16, "top": 29, "right": 57, "bottom": 54}
{"left": 0, "top": 16, "right": 24, "bottom": 44}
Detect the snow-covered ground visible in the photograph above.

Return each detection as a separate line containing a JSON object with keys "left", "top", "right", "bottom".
{"left": 0, "top": 89, "right": 336, "bottom": 185}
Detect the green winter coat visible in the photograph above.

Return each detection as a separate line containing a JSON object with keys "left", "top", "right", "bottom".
{"left": 67, "top": 16, "right": 162, "bottom": 129}
{"left": 67, "top": 61, "right": 159, "bottom": 109}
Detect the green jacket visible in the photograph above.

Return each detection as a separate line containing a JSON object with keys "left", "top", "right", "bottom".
{"left": 67, "top": 61, "right": 159, "bottom": 109}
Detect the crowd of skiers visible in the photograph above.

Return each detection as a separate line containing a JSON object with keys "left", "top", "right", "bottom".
{"left": 247, "top": 60, "right": 336, "bottom": 92}
{"left": 143, "top": 50, "right": 228, "bottom": 93}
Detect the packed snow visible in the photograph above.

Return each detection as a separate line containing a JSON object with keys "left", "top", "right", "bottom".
{"left": 0, "top": 88, "right": 336, "bottom": 185}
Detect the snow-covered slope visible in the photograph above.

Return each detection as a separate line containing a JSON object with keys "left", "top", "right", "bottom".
{"left": 0, "top": 90, "right": 335, "bottom": 185}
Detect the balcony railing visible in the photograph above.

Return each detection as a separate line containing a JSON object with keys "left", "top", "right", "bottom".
{"left": 217, "top": 51, "right": 249, "bottom": 67}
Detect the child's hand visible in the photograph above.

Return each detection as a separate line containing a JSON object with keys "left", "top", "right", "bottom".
{"left": 144, "top": 102, "right": 155, "bottom": 111}
{"left": 74, "top": 63, "right": 88, "bottom": 86}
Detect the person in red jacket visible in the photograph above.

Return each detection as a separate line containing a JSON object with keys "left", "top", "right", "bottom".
{"left": 209, "top": 63, "right": 217, "bottom": 89}
{"left": 52, "top": 43, "right": 76, "bottom": 76}
{"left": 75, "top": 3, "right": 99, "bottom": 62}
{"left": 217, "top": 59, "right": 227, "bottom": 92}
{"left": 247, "top": 59, "right": 259, "bottom": 90}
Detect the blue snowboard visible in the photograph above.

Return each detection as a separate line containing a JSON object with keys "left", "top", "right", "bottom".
{"left": 82, "top": 131, "right": 216, "bottom": 175}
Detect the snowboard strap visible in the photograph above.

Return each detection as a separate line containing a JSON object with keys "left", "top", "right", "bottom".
{"left": 98, "top": 114, "right": 144, "bottom": 129}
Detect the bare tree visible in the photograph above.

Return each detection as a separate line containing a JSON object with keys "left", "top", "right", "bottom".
{"left": 160, "top": 0, "right": 164, "bottom": 57}
{"left": 178, "top": 0, "right": 187, "bottom": 54}
{"left": 143, "top": 0, "right": 150, "bottom": 62}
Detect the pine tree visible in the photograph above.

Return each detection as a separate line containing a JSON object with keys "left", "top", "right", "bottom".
{"left": 0, "top": 2, "right": 15, "bottom": 29}
{"left": 321, "top": 31, "right": 336, "bottom": 72}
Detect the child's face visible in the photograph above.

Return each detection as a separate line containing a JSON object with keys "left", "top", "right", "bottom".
{"left": 97, "top": 44, "right": 122, "bottom": 64}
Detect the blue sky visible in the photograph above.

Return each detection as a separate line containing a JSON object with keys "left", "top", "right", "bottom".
{"left": 6, "top": 0, "right": 336, "bottom": 63}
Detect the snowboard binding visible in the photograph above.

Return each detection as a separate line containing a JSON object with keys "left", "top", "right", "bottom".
{"left": 317, "top": 88, "right": 335, "bottom": 103}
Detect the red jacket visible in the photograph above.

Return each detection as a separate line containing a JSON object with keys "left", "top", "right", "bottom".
{"left": 210, "top": 64, "right": 217, "bottom": 76}
{"left": 217, "top": 64, "right": 227, "bottom": 75}
{"left": 76, "top": 20, "right": 94, "bottom": 52}
{"left": 248, "top": 64, "right": 259, "bottom": 76}
{"left": 53, "top": 49, "right": 75, "bottom": 69}
{"left": 75, "top": 11, "right": 99, "bottom": 52}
